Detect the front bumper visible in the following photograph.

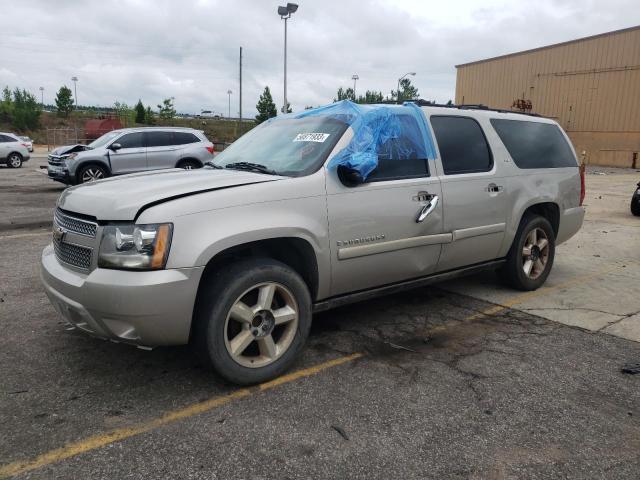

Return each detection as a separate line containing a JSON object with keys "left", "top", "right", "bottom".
{"left": 47, "top": 164, "right": 72, "bottom": 184}
{"left": 40, "top": 244, "right": 204, "bottom": 347}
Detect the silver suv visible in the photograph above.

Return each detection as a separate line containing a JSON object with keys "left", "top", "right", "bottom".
{"left": 47, "top": 127, "right": 214, "bottom": 184}
{"left": 0, "top": 132, "right": 31, "bottom": 168}
{"left": 40, "top": 102, "right": 585, "bottom": 385}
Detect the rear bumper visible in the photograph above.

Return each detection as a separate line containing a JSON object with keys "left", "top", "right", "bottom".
{"left": 556, "top": 206, "right": 585, "bottom": 245}
{"left": 40, "top": 244, "right": 204, "bottom": 346}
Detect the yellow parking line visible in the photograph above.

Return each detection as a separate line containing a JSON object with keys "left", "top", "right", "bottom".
{"left": 0, "top": 353, "right": 363, "bottom": 479}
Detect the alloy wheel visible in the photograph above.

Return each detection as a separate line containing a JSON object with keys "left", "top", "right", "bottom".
{"left": 81, "top": 167, "right": 104, "bottom": 182}
{"left": 9, "top": 154, "right": 22, "bottom": 168}
{"left": 522, "top": 227, "right": 550, "bottom": 279}
{"left": 223, "top": 282, "right": 299, "bottom": 368}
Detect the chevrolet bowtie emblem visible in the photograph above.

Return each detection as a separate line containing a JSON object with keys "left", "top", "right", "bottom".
{"left": 53, "top": 226, "right": 67, "bottom": 242}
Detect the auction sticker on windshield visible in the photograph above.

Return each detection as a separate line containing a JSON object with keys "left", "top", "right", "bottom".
{"left": 293, "top": 133, "right": 330, "bottom": 143}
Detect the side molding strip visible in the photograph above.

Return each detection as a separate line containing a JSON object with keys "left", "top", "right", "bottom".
{"left": 337, "top": 233, "right": 453, "bottom": 260}
{"left": 452, "top": 223, "right": 506, "bottom": 241}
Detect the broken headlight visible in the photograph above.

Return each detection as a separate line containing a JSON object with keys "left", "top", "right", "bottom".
{"left": 98, "top": 223, "right": 173, "bottom": 270}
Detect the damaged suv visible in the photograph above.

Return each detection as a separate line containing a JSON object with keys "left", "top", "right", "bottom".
{"left": 41, "top": 101, "right": 585, "bottom": 384}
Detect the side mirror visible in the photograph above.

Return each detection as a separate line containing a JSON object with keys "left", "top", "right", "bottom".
{"left": 109, "top": 143, "right": 122, "bottom": 151}
{"left": 337, "top": 164, "right": 364, "bottom": 187}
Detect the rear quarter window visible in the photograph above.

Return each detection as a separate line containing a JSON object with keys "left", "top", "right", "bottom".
{"left": 490, "top": 119, "right": 576, "bottom": 169}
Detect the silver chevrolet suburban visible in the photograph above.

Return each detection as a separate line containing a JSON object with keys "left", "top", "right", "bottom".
{"left": 40, "top": 102, "right": 585, "bottom": 384}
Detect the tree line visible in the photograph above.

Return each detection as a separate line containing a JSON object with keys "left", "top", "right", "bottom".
{"left": 254, "top": 77, "right": 422, "bottom": 124}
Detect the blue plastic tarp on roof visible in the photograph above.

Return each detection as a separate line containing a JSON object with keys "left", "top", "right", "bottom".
{"left": 286, "top": 100, "right": 436, "bottom": 180}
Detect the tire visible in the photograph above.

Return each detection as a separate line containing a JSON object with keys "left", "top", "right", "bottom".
{"left": 193, "top": 258, "right": 312, "bottom": 385}
{"left": 631, "top": 192, "right": 640, "bottom": 217}
{"left": 500, "top": 214, "right": 555, "bottom": 291}
{"left": 7, "top": 153, "right": 23, "bottom": 168}
{"left": 77, "top": 164, "right": 108, "bottom": 184}
{"left": 178, "top": 159, "right": 200, "bottom": 170}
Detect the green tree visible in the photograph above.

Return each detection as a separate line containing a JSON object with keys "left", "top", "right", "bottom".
{"left": 255, "top": 86, "right": 277, "bottom": 124}
{"left": 157, "top": 98, "right": 176, "bottom": 120}
{"left": 134, "top": 99, "right": 146, "bottom": 123}
{"left": 11, "top": 88, "right": 41, "bottom": 130}
{"left": 334, "top": 87, "right": 355, "bottom": 102}
{"left": 55, "top": 85, "right": 74, "bottom": 117}
{"left": 113, "top": 101, "right": 134, "bottom": 126}
{"left": 392, "top": 78, "right": 419, "bottom": 102}
{"left": 356, "top": 90, "right": 384, "bottom": 104}
{"left": 145, "top": 106, "right": 155, "bottom": 125}
{"left": 446, "top": 99, "right": 453, "bottom": 106}
{"left": 0, "top": 86, "right": 13, "bottom": 121}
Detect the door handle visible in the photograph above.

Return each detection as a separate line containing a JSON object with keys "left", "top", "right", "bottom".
{"left": 416, "top": 195, "right": 438, "bottom": 223}
{"left": 487, "top": 183, "right": 504, "bottom": 193}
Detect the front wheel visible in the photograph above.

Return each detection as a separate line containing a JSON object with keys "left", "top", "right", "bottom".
{"left": 178, "top": 160, "right": 200, "bottom": 170}
{"left": 78, "top": 164, "right": 107, "bottom": 183}
{"left": 193, "top": 258, "right": 312, "bottom": 385}
{"left": 7, "top": 153, "right": 23, "bottom": 168}
{"left": 500, "top": 215, "right": 555, "bottom": 291}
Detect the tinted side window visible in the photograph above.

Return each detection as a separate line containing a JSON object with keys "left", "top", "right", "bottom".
{"left": 173, "top": 132, "right": 199, "bottom": 145}
{"left": 367, "top": 114, "right": 429, "bottom": 182}
{"left": 0, "top": 135, "right": 11, "bottom": 142}
{"left": 430, "top": 116, "right": 493, "bottom": 175}
{"left": 116, "top": 132, "right": 145, "bottom": 149}
{"left": 491, "top": 119, "right": 576, "bottom": 169}
{"left": 146, "top": 131, "right": 174, "bottom": 147}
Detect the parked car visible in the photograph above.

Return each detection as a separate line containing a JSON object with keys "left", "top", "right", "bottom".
{"left": 631, "top": 182, "right": 640, "bottom": 216}
{"left": 46, "top": 127, "right": 215, "bottom": 184}
{"left": 19, "top": 136, "right": 34, "bottom": 152}
{"left": 41, "top": 102, "right": 585, "bottom": 385}
{"left": 0, "top": 132, "right": 31, "bottom": 168}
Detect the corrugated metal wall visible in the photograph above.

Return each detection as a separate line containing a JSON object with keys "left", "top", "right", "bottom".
{"left": 455, "top": 26, "right": 640, "bottom": 167}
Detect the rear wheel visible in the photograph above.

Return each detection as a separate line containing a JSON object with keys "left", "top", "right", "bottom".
{"left": 78, "top": 164, "right": 107, "bottom": 183}
{"left": 501, "top": 215, "right": 555, "bottom": 291}
{"left": 193, "top": 258, "right": 312, "bottom": 385}
{"left": 631, "top": 191, "right": 640, "bottom": 216}
{"left": 7, "top": 153, "right": 22, "bottom": 168}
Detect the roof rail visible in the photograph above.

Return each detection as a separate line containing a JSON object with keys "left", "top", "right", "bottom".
{"left": 413, "top": 99, "right": 540, "bottom": 117}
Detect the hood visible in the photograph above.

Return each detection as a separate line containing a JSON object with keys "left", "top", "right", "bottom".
{"left": 57, "top": 168, "right": 283, "bottom": 221}
{"left": 50, "top": 144, "right": 90, "bottom": 156}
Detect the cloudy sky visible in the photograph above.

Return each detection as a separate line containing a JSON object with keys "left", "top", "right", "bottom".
{"left": 2, "top": 0, "right": 639, "bottom": 116}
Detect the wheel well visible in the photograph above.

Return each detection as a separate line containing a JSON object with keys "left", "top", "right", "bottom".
{"left": 199, "top": 238, "right": 319, "bottom": 300}
{"left": 176, "top": 158, "right": 202, "bottom": 168}
{"left": 75, "top": 161, "right": 110, "bottom": 183}
{"left": 8, "top": 151, "right": 23, "bottom": 158}
{"left": 522, "top": 202, "right": 560, "bottom": 238}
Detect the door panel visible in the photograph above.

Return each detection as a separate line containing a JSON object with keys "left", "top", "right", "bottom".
{"left": 145, "top": 131, "right": 180, "bottom": 169}
{"left": 429, "top": 114, "right": 508, "bottom": 271}
{"left": 108, "top": 132, "right": 147, "bottom": 174}
{"left": 326, "top": 173, "right": 445, "bottom": 296}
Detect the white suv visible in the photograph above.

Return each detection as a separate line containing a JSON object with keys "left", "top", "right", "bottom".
{"left": 0, "top": 132, "right": 31, "bottom": 168}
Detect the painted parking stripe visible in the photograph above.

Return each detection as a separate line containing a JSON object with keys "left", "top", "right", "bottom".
{"left": 0, "top": 353, "right": 363, "bottom": 479}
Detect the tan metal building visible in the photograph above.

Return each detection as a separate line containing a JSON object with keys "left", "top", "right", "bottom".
{"left": 455, "top": 25, "right": 640, "bottom": 168}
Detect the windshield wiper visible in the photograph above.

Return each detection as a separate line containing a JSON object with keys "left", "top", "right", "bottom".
{"left": 224, "top": 162, "right": 278, "bottom": 175}
{"left": 204, "top": 161, "right": 223, "bottom": 169}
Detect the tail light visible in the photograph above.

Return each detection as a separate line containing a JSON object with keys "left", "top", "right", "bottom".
{"left": 579, "top": 163, "right": 586, "bottom": 206}
{"left": 21, "top": 143, "right": 29, "bottom": 148}
{"left": 205, "top": 145, "right": 214, "bottom": 154}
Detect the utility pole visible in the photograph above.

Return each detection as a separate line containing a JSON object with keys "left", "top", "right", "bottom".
{"left": 239, "top": 47, "right": 243, "bottom": 129}
{"left": 278, "top": 4, "right": 298, "bottom": 113}
{"left": 352, "top": 74, "right": 359, "bottom": 101}
{"left": 71, "top": 76, "right": 78, "bottom": 109}
{"left": 227, "top": 90, "right": 232, "bottom": 118}
{"left": 39, "top": 87, "right": 44, "bottom": 108}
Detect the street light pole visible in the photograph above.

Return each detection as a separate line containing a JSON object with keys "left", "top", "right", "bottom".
{"left": 227, "top": 90, "right": 232, "bottom": 118}
{"left": 39, "top": 87, "right": 44, "bottom": 108}
{"left": 71, "top": 76, "right": 78, "bottom": 109}
{"left": 278, "top": 3, "right": 298, "bottom": 114}
{"left": 397, "top": 72, "right": 416, "bottom": 104}
{"left": 352, "top": 74, "right": 359, "bottom": 101}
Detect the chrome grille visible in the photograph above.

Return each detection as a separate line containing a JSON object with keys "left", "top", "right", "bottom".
{"left": 53, "top": 238, "right": 92, "bottom": 270}
{"left": 54, "top": 209, "right": 97, "bottom": 238}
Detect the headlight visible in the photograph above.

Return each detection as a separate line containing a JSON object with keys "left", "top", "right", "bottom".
{"left": 98, "top": 223, "right": 173, "bottom": 270}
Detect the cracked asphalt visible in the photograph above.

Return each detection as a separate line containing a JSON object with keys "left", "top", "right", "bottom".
{"left": 1, "top": 154, "right": 639, "bottom": 479}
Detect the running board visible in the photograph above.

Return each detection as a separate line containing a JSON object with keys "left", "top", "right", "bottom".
{"left": 313, "top": 259, "right": 505, "bottom": 312}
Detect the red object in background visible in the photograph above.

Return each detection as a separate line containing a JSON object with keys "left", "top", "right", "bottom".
{"left": 84, "top": 118, "right": 123, "bottom": 140}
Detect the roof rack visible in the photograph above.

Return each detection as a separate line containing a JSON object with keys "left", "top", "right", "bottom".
{"left": 413, "top": 99, "right": 540, "bottom": 117}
